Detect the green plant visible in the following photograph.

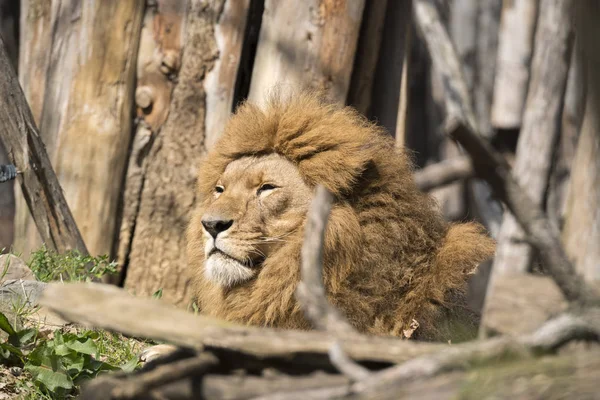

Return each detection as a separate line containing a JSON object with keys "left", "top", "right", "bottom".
{"left": 0, "top": 311, "right": 141, "bottom": 399}
{"left": 27, "top": 245, "right": 118, "bottom": 283}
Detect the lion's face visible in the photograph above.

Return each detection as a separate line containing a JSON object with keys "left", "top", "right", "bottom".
{"left": 192, "top": 153, "right": 312, "bottom": 288}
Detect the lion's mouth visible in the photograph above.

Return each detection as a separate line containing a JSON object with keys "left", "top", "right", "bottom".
{"left": 208, "top": 248, "right": 262, "bottom": 269}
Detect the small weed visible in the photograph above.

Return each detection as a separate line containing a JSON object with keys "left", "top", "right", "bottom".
{"left": 28, "top": 245, "right": 118, "bottom": 283}
{"left": 0, "top": 247, "right": 151, "bottom": 398}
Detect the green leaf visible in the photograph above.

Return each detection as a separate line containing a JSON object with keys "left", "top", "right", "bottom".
{"left": 152, "top": 288, "right": 163, "bottom": 299}
{"left": 53, "top": 344, "right": 72, "bottom": 357}
{"left": 0, "top": 311, "right": 17, "bottom": 336}
{"left": 0, "top": 341, "right": 23, "bottom": 360}
{"left": 65, "top": 338, "right": 97, "bottom": 356}
{"left": 25, "top": 364, "right": 73, "bottom": 392}
{"left": 119, "top": 356, "right": 139, "bottom": 373}
{"left": 15, "top": 328, "right": 37, "bottom": 346}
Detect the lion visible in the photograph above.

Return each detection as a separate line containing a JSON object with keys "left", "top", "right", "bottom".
{"left": 186, "top": 91, "right": 495, "bottom": 342}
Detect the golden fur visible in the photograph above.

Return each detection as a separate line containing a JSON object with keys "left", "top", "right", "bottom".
{"left": 187, "top": 92, "right": 495, "bottom": 341}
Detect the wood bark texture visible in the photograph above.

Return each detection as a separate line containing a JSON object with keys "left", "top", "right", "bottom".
{"left": 490, "top": 0, "right": 573, "bottom": 276}
{"left": 491, "top": 0, "right": 539, "bottom": 129}
{"left": 123, "top": 0, "right": 249, "bottom": 307}
{"left": 0, "top": 36, "right": 87, "bottom": 255}
{"left": 0, "top": 0, "right": 19, "bottom": 250}
{"left": 368, "top": 0, "right": 412, "bottom": 136}
{"left": 114, "top": 0, "right": 187, "bottom": 282}
{"left": 562, "top": 3, "right": 600, "bottom": 281}
{"left": 346, "top": 0, "right": 388, "bottom": 116}
{"left": 14, "top": 0, "right": 145, "bottom": 258}
{"left": 13, "top": 0, "right": 54, "bottom": 254}
{"left": 248, "top": 0, "right": 365, "bottom": 105}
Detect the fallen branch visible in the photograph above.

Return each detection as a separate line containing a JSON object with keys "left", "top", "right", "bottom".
{"left": 413, "top": 0, "right": 599, "bottom": 307}
{"left": 414, "top": 156, "right": 473, "bottom": 191}
{"left": 38, "top": 282, "right": 441, "bottom": 365}
{"left": 111, "top": 353, "right": 219, "bottom": 400}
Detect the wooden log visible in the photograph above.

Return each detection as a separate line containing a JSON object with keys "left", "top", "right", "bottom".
{"left": 368, "top": 0, "right": 412, "bottom": 136}
{"left": 14, "top": 0, "right": 145, "bottom": 258}
{"left": 491, "top": 0, "right": 539, "bottom": 129}
{"left": 486, "top": 0, "right": 574, "bottom": 305}
{"left": 122, "top": 0, "right": 252, "bottom": 306}
{"left": 562, "top": 3, "right": 600, "bottom": 281}
{"left": 547, "top": 40, "right": 584, "bottom": 231}
{"left": 413, "top": 0, "right": 598, "bottom": 307}
{"left": 346, "top": 0, "right": 388, "bottom": 116}
{"left": 39, "top": 282, "right": 442, "bottom": 365}
{"left": 413, "top": 156, "right": 473, "bottom": 192}
{"left": 0, "top": 0, "right": 19, "bottom": 250}
{"left": 0, "top": 35, "right": 88, "bottom": 255}
{"left": 248, "top": 0, "right": 365, "bottom": 104}
{"left": 13, "top": 0, "right": 54, "bottom": 255}
{"left": 114, "top": 0, "right": 187, "bottom": 283}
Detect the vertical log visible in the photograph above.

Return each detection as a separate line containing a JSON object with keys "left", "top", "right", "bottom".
{"left": 346, "top": 0, "right": 388, "bottom": 116}
{"left": 481, "top": 0, "right": 574, "bottom": 336}
{"left": 547, "top": 41, "right": 585, "bottom": 231}
{"left": 115, "top": 0, "right": 187, "bottom": 282}
{"left": 0, "top": 0, "right": 19, "bottom": 250}
{"left": 465, "top": 0, "right": 502, "bottom": 313}
{"left": 491, "top": 0, "right": 539, "bottom": 130}
{"left": 14, "top": 1, "right": 145, "bottom": 258}
{"left": 13, "top": 0, "right": 54, "bottom": 255}
{"left": 248, "top": 0, "right": 365, "bottom": 105}
{"left": 562, "top": 3, "right": 600, "bottom": 281}
{"left": 0, "top": 36, "right": 87, "bottom": 255}
{"left": 123, "top": 0, "right": 251, "bottom": 306}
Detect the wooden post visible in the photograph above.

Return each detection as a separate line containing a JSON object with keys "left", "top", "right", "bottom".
{"left": 248, "top": 0, "right": 365, "bottom": 104}
{"left": 481, "top": 0, "right": 574, "bottom": 336}
{"left": 562, "top": 2, "right": 600, "bottom": 281}
{"left": 0, "top": 36, "right": 88, "bottom": 255}
{"left": 491, "top": 0, "right": 539, "bottom": 129}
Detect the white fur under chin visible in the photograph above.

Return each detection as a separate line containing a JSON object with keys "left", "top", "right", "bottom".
{"left": 204, "top": 253, "right": 254, "bottom": 287}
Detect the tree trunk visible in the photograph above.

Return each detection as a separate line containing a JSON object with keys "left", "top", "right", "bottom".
{"left": 0, "top": 0, "right": 19, "bottom": 250}
{"left": 346, "top": 0, "right": 388, "bottom": 116}
{"left": 491, "top": 0, "right": 539, "bottom": 130}
{"left": 121, "top": 0, "right": 252, "bottom": 307}
{"left": 14, "top": 0, "right": 144, "bottom": 258}
{"left": 562, "top": 3, "right": 600, "bottom": 281}
{"left": 248, "top": 0, "right": 365, "bottom": 105}
{"left": 13, "top": 0, "right": 53, "bottom": 255}
{"left": 481, "top": 0, "right": 574, "bottom": 336}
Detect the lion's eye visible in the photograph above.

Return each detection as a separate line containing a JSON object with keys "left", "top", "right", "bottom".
{"left": 215, "top": 185, "right": 225, "bottom": 194}
{"left": 257, "top": 183, "right": 277, "bottom": 195}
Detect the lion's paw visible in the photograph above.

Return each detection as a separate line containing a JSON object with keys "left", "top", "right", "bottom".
{"left": 139, "top": 344, "right": 179, "bottom": 364}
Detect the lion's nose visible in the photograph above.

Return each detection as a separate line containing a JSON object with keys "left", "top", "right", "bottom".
{"left": 201, "top": 218, "right": 234, "bottom": 238}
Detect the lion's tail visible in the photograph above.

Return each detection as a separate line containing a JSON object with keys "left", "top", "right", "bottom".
{"left": 434, "top": 222, "right": 496, "bottom": 294}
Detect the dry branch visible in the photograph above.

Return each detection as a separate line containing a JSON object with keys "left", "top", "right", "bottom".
{"left": 296, "top": 185, "right": 357, "bottom": 335}
{"left": 413, "top": 156, "right": 473, "bottom": 191}
{"left": 413, "top": 0, "right": 599, "bottom": 307}
{"left": 0, "top": 36, "right": 88, "bottom": 256}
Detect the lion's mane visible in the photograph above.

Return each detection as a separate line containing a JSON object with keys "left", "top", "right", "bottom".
{"left": 188, "top": 92, "right": 495, "bottom": 341}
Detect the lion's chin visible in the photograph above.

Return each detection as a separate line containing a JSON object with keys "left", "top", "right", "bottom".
{"left": 204, "top": 253, "right": 255, "bottom": 288}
